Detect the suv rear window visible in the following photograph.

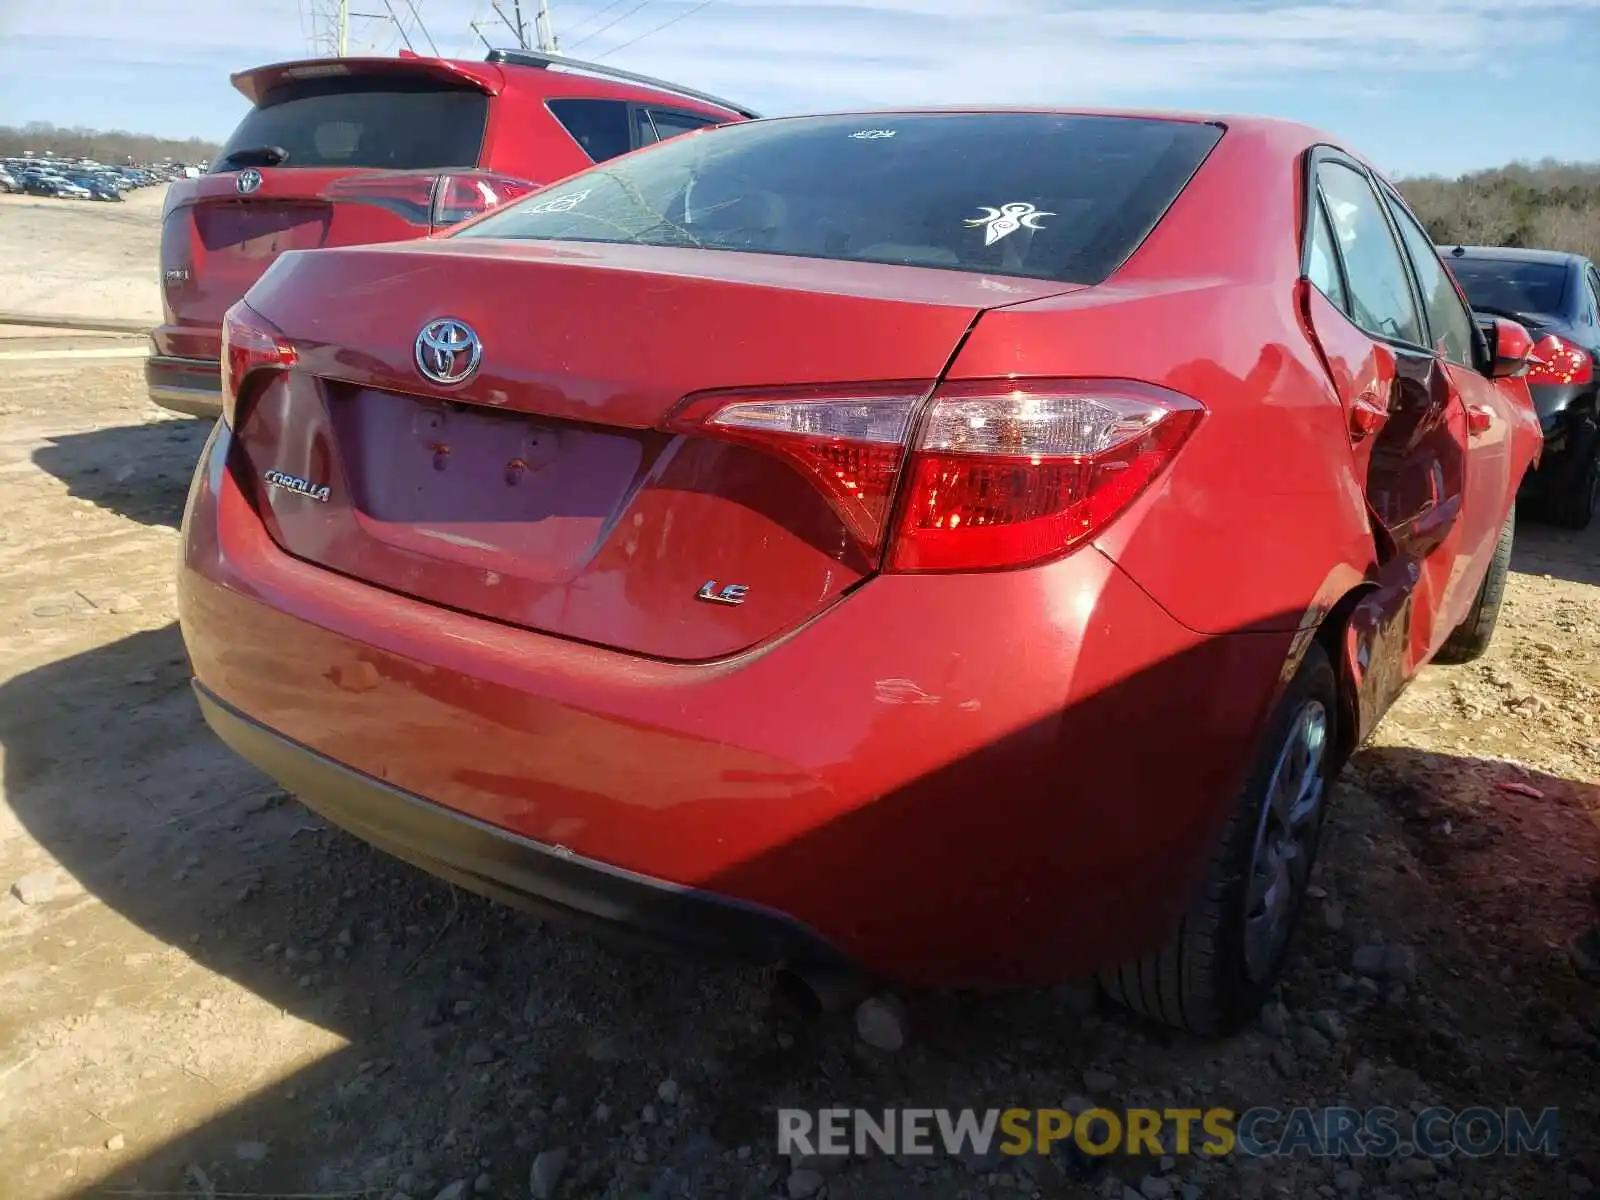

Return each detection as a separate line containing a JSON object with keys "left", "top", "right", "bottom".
{"left": 214, "top": 78, "right": 488, "bottom": 172}
{"left": 456, "top": 112, "right": 1223, "bottom": 285}
{"left": 1446, "top": 257, "right": 1572, "bottom": 319}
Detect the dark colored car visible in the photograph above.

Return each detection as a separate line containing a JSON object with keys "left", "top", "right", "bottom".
{"left": 70, "top": 173, "right": 123, "bottom": 201}
{"left": 147, "top": 48, "right": 756, "bottom": 420}
{"left": 1440, "top": 245, "right": 1600, "bottom": 528}
{"left": 179, "top": 109, "right": 1542, "bottom": 1035}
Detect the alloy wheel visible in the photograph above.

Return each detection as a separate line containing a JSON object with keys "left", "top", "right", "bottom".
{"left": 1242, "top": 698, "right": 1329, "bottom": 984}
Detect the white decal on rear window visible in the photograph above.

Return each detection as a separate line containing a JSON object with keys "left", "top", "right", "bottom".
{"left": 965, "top": 202, "right": 1053, "bottom": 245}
{"left": 528, "top": 189, "right": 590, "bottom": 214}
{"left": 849, "top": 129, "right": 896, "bottom": 139}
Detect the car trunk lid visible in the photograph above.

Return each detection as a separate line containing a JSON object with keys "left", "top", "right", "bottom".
{"left": 231, "top": 239, "right": 1078, "bottom": 660}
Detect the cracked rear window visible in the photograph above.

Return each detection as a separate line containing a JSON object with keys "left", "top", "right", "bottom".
{"left": 454, "top": 112, "right": 1223, "bottom": 285}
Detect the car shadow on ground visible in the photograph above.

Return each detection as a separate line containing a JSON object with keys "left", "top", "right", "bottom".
{"left": 3, "top": 600, "right": 1599, "bottom": 1195}
{"left": 30, "top": 416, "right": 210, "bottom": 530}
{"left": 1510, "top": 509, "right": 1600, "bottom": 588}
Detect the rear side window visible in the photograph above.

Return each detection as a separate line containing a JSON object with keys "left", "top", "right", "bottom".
{"left": 648, "top": 109, "right": 720, "bottom": 140}
{"left": 1305, "top": 200, "right": 1348, "bottom": 311}
{"left": 457, "top": 112, "right": 1224, "bottom": 285}
{"left": 215, "top": 79, "right": 488, "bottom": 171}
{"left": 1316, "top": 162, "right": 1425, "bottom": 346}
{"left": 547, "top": 99, "right": 633, "bottom": 163}
{"left": 1383, "top": 191, "right": 1476, "bottom": 367}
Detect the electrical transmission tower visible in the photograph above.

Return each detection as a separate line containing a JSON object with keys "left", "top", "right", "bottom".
{"left": 303, "top": 0, "right": 441, "bottom": 57}
{"left": 304, "top": 0, "right": 351, "bottom": 56}
{"left": 471, "top": 0, "right": 558, "bottom": 52}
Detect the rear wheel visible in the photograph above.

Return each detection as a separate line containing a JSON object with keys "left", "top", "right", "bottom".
{"left": 1435, "top": 503, "right": 1515, "bottom": 664}
{"left": 1549, "top": 425, "right": 1599, "bottom": 530}
{"left": 1099, "top": 642, "right": 1338, "bottom": 1035}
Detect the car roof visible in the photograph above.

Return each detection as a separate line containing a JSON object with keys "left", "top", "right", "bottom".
{"left": 1436, "top": 245, "right": 1585, "bottom": 268}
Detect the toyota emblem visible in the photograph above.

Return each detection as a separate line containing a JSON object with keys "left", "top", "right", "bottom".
{"left": 415, "top": 318, "right": 483, "bottom": 385}
{"left": 236, "top": 168, "right": 263, "bottom": 195}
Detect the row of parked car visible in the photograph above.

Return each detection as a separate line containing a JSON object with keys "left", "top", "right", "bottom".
{"left": 0, "top": 157, "right": 170, "bottom": 201}
{"left": 162, "top": 47, "right": 1596, "bottom": 1037}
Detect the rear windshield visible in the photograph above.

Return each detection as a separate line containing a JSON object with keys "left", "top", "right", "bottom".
{"left": 1446, "top": 257, "right": 1572, "bottom": 319}
{"left": 214, "top": 78, "right": 489, "bottom": 172}
{"left": 455, "top": 112, "right": 1223, "bottom": 284}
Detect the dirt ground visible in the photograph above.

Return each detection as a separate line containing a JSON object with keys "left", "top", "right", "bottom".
{"left": 0, "top": 187, "right": 167, "bottom": 325}
{"left": 0, "top": 208, "right": 1598, "bottom": 1200}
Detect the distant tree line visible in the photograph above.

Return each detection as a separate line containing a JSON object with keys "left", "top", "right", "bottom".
{"left": 0, "top": 122, "right": 222, "bottom": 166}
{"left": 1398, "top": 159, "right": 1600, "bottom": 263}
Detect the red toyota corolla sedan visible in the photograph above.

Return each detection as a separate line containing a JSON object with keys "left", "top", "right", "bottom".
{"left": 178, "top": 108, "right": 1543, "bottom": 1034}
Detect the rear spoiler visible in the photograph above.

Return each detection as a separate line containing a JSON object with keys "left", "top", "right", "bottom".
{"left": 231, "top": 56, "right": 504, "bottom": 106}
{"left": 484, "top": 48, "right": 760, "bottom": 120}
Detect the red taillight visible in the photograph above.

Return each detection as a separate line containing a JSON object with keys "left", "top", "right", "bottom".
{"left": 890, "top": 380, "right": 1204, "bottom": 572}
{"left": 666, "top": 384, "right": 927, "bottom": 555}
{"left": 318, "top": 172, "right": 538, "bottom": 233}
{"left": 1527, "top": 334, "right": 1594, "bottom": 386}
{"left": 221, "top": 301, "right": 296, "bottom": 427}
{"left": 431, "top": 172, "right": 539, "bottom": 231}
{"left": 669, "top": 378, "right": 1203, "bottom": 571}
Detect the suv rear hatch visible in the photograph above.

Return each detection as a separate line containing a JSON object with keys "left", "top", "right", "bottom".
{"left": 155, "top": 57, "right": 533, "bottom": 366}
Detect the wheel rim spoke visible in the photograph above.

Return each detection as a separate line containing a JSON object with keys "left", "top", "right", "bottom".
{"left": 1243, "top": 698, "right": 1328, "bottom": 983}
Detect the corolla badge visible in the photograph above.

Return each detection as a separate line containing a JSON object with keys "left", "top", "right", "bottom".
{"left": 415, "top": 317, "right": 483, "bottom": 385}
{"left": 263, "top": 468, "right": 330, "bottom": 503}
{"left": 236, "top": 168, "right": 263, "bottom": 195}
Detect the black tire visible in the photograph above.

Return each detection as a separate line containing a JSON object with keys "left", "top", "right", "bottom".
{"left": 1435, "top": 502, "right": 1514, "bottom": 664}
{"left": 1098, "top": 641, "right": 1339, "bottom": 1035}
{"left": 1549, "top": 430, "right": 1599, "bottom": 531}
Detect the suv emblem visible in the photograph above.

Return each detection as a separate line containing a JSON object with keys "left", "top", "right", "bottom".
{"left": 236, "top": 168, "right": 263, "bottom": 195}
{"left": 415, "top": 318, "right": 483, "bottom": 385}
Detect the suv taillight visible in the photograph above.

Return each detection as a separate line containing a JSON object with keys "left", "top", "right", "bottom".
{"left": 668, "top": 379, "right": 1204, "bottom": 571}
{"left": 431, "top": 172, "right": 539, "bottom": 231}
{"left": 319, "top": 171, "right": 539, "bottom": 233}
{"left": 1527, "top": 334, "right": 1594, "bottom": 386}
{"left": 221, "top": 301, "right": 296, "bottom": 427}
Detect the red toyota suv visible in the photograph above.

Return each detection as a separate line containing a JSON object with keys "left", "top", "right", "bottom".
{"left": 147, "top": 48, "right": 755, "bottom": 419}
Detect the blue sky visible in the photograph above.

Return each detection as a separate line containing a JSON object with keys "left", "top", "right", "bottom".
{"left": 1, "top": 0, "right": 1596, "bottom": 177}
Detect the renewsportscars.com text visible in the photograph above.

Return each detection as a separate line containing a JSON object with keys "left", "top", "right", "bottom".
{"left": 777, "top": 1106, "right": 1560, "bottom": 1160}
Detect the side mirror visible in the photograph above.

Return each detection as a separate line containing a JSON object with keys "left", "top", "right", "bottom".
{"left": 1485, "top": 316, "right": 1536, "bottom": 379}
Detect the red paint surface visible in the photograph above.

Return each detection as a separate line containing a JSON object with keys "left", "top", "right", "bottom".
{"left": 178, "top": 112, "right": 1541, "bottom": 986}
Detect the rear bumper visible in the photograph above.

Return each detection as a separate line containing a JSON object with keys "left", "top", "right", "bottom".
{"left": 195, "top": 682, "right": 850, "bottom": 969}
{"left": 146, "top": 354, "right": 221, "bottom": 419}
{"left": 178, "top": 421, "right": 1295, "bottom": 986}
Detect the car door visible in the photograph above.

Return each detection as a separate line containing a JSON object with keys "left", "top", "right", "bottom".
{"left": 1297, "top": 150, "right": 1472, "bottom": 733}
{"left": 1378, "top": 182, "right": 1513, "bottom": 615}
